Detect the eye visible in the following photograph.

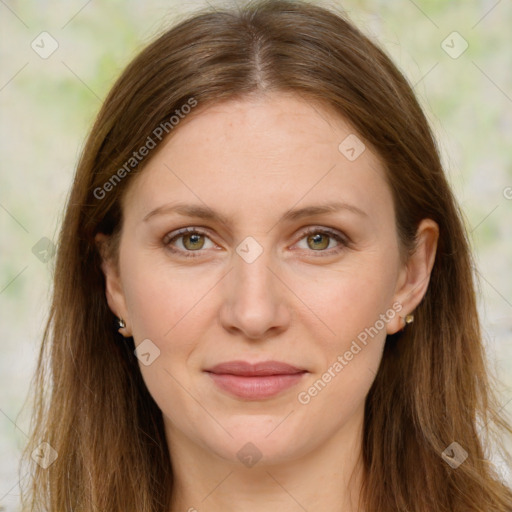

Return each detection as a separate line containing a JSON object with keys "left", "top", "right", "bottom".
{"left": 294, "top": 227, "right": 349, "bottom": 256}
{"left": 163, "top": 227, "right": 216, "bottom": 258}
{"left": 163, "top": 226, "right": 349, "bottom": 259}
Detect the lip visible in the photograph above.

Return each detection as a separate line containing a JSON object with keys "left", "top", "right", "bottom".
{"left": 204, "top": 360, "right": 308, "bottom": 400}
{"left": 206, "top": 360, "right": 306, "bottom": 376}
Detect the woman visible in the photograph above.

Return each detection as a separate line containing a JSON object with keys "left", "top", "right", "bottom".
{"left": 21, "top": 0, "right": 512, "bottom": 510}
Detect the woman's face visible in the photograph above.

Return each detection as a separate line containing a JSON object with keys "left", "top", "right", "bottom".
{"left": 100, "top": 92, "right": 437, "bottom": 467}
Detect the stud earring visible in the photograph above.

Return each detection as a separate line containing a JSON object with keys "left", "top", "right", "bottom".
{"left": 404, "top": 314, "right": 414, "bottom": 326}
{"left": 118, "top": 318, "right": 126, "bottom": 329}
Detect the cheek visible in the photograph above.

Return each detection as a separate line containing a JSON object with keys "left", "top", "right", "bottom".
{"left": 291, "top": 253, "right": 398, "bottom": 343}
{"left": 120, "top": 245, "right": 218, "bottom": 343}
{"left": 292, "top": 288, "right": 388, "bottom": 423}
{"left": 290, "top": 255, "right": 397, "bottom": 406}
{"left": 119, "top": 253, "right": 217, "bottom": 427}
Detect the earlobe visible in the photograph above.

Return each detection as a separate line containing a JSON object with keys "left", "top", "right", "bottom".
{"left": 386, "top": 218, "right": 439, "bottom": 335}
{"left": 95, "top": 233, "right": 132, "bottom": 336}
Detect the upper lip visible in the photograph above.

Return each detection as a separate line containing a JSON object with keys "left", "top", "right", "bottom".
{"left": 205, "top": 360, "right": 307, "bottom": 376}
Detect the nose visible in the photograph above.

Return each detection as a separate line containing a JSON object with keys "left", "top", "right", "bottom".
{"left": 219, "top": 244, "right": 291, "bottom": 341}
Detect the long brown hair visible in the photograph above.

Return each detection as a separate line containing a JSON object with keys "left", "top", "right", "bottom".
{"left": 21, "top": 1, "right": 512, "bottom": 510}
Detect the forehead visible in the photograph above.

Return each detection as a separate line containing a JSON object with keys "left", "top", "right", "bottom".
{"left": 122, "top": 92, "right": 393, "bottom": 227}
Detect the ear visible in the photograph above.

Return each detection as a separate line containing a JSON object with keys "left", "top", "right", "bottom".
{"left": 386, "top": 218, "right": 439, "bottom": 334}
{"left": 95, "top": 232, "right": 132, "bottom": 337}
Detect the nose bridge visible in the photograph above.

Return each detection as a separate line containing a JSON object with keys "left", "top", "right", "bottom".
{"left": 235, "top": 243, "right": 274, "bottom": 298}
{"left": 220, "top": 236, "right": 289, "bottom": 339}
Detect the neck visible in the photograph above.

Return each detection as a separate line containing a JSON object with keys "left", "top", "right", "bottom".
{"left": 167, "top": 413, "right": 365, "bottom": 512}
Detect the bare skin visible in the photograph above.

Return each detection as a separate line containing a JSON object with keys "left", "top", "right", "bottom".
{"left": 97, "top": 92, "right": 438, "bottom": 512}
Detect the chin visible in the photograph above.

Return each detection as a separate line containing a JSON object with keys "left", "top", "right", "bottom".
{"left": 202, "top": 418, "right": 312, "bottom": 467}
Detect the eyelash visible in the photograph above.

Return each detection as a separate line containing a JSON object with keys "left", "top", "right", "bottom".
{"left": 162, "top": 226, "right": 350, "bottom": 259}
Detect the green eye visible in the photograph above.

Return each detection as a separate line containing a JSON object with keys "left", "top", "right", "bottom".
{"left": 163, "top": 226, "right": 349, "bottom": 259}
{"left": 163, "top": 228, "right": 214, "bottom": 258}
{"left": 296, "top": 228, "right": 349, "bottom": 255}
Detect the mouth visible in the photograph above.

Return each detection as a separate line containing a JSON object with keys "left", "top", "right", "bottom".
{"left": 204, "top": 360, "right": 308, "bottom": 400}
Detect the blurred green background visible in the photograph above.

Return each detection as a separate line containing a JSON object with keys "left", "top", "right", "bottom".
{"left": 1, "top": 0, "right": 511, "bottom": 509}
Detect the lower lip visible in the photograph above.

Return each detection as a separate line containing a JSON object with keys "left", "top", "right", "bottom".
{"left": 206, "top": 372, "right": 307, "bottom": 400}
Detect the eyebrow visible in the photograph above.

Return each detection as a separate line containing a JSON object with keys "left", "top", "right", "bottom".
{"left": 143, "top": 201, "right": 368, "bottom": 225}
